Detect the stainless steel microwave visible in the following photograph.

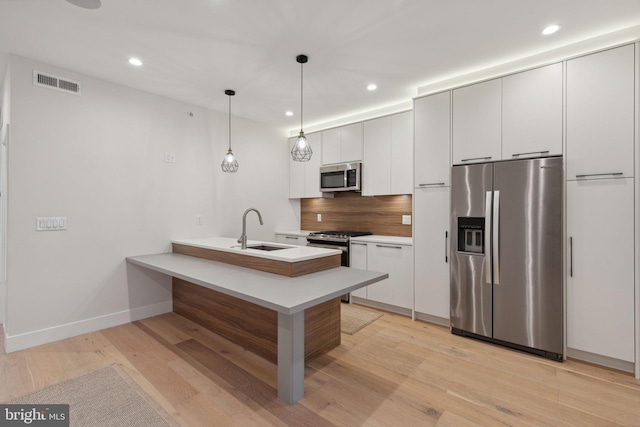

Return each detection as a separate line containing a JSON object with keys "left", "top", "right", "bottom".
{"left": 320, "top": 162, "right": 362, "bottom": 192}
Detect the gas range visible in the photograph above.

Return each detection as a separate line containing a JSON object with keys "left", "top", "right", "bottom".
{"left": 306, "top": 230, "right": 373, "bottom": 244}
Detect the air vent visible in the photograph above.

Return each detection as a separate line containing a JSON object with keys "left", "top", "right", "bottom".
{"left": 33, "top": 70, "right": 82, "bottom": 96}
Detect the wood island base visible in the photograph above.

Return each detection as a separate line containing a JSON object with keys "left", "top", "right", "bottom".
{"left": 173, "top": 278, "right": 341, "bottom": 365}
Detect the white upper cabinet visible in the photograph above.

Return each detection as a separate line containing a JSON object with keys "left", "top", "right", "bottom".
{"left": 321, "top": 127, "right": 342, "bottom": 165}
{"left": 362, "top": 111, "right": 412, "bottom": 196}
{"left": 502, "top": 62, "right": 563, "bottom": 159}
{"left": 452, "top": 78, "right": 502, "bottom": 165}
{"left": 566, "top": 44, "right": 635, "bottom": 180}
{"left": 363, "top": 115, "right": 391, "bottom": 196}
{"left": 452, "top": 63, "right": 564, "bottom": 165}
{"left": 390, "top": 111, "right": 413, "bottom": 194}
{"left": 414, "top": 91, "right": 451, "bottom": 187}
{"left": 289, "top": 132, "right": 322, "bottom": 198}
{"left": 322, "top": 123, "right": 363, "bottom": 165}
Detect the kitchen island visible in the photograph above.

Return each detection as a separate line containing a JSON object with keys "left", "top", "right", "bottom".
{"left": 127, "top": 238, "right": 387, "bottom": 404}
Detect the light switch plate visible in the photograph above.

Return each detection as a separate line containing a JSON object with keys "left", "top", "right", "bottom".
{"left": 402, "top": 215, "right": 411, "bottom": 225}
{"left": 36, "top": 217, "right": 67, "bottom": 231}
{"left": 317, "top": 214, "right": 322, "bottom": 222}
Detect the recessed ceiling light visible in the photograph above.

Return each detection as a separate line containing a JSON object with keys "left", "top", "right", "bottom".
{"left": 285, "top": 111, "right": 294, "bottom": 116}
{"left": 367, "top": 84, "right": 377, "bottom": 91}
{"left": 128, "top": 58, "right": 143, "bottom": 67}
{"left": 542, "top": 24, "right": 561, "bottom": 35}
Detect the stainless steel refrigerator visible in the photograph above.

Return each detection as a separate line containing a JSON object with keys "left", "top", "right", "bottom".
{"left": 450, "top": 156, "right": 563, "bottom": 360}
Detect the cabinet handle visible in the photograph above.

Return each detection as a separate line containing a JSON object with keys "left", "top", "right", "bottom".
{"left": 511, "top": 150, "right": 549, "bottom": 158}
{"left": 445, "top": 231, "right": 448, "bottom": 263}
{"left": 461, "top": 156, "right": 492, "bottom": 162}
{"left": 376, "top": 244, "right": 402, "bottom": 249}
{"left": 285, "top": 236, "right": 298, "bottom": 240}
{"left": 351, "top": 242, "right": 367, "bottom": 246}
{"left": 569, "top": 237, "right": 573, "bottom": 277}
{"left": 575, "top": 172, "right": 623, "bottom": 178}
{"left": 418, "top": 182, "right": 445, "bottom": 187}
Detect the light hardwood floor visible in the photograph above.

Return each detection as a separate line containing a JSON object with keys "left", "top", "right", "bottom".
{"left": 1, "top": 307, "right": 639, "bottom": 426}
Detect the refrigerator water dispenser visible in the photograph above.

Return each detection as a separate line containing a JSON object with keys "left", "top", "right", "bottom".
{"left": 457, "top": 217, "right": 485, "bottom": 254}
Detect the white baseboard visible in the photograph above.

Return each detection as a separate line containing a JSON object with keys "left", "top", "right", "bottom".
{"left": 350, "top": 297, "right": 412, "bottom": 317}
{"left": 567, "top": 347, "right": 635, "bottom": 373}
{"left": 414, "top": 311, "right": 450, "bottom": 327}
{"left": 3, "top": 301, "right": 172, "bottom": 353}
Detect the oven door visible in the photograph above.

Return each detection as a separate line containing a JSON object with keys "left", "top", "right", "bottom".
{"left": 306, "top": 242, "right": 349, "bottom": 266}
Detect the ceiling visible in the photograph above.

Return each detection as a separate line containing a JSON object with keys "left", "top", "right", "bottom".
{"left": 1, "top": 0, "right": 640, "bottom": 134}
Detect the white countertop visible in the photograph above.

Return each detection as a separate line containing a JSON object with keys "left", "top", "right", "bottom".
{"left": 350, "top": 235, "right": 413, "bottom": 246}
{"left": 172, "top": 236, "right": 341, "bottom": 262}
{"left": 127, "top": 253, "right": 388, "bottom": 314}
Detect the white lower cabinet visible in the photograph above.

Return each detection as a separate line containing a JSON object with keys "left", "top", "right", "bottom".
{"left": 350, "top": 238, "right": 413, "bottom": 310}
{"left": 349, "top": 242, "right": 368, "bottom": 298}
{"left": 413, "top": 187, "right": 450, "bottom": 321}
{"left": 567, "top": 178, "right": 635, "bottom": 363}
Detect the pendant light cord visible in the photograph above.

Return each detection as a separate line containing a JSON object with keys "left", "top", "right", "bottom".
{"left": 228, "top": 94, "right": 232, "bottom": 151}
{"left": 300, "top": 60, "right": 304, "bottom": 133}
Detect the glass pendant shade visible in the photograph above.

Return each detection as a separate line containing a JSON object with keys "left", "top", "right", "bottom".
{"left": 291, "top": 131, "right": 313, "bottom": 161}
{"left": 221, "top": 89, "right": 239, "bottom": 173}
{"left": 221, "top": 149, "right": 239, "bottom": 172}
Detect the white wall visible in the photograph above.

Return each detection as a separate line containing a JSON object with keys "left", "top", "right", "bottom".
{"left": 213, "top": 114, "right": 300, "bottom": 241}
{"left": 0, "top": 64, "right": 8, "bottom": 327}
{"left": 4, "top": 55, "right": 298, "bottom": 351}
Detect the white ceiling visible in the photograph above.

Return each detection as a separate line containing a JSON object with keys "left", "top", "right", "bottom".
{"left": 1, "top": 0, "right": 640, "bottom": 133}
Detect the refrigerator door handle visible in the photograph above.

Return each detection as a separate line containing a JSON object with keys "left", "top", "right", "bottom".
{"left": 445, "top": 231, "right": 448, "bottom": 263}
{"left": 485, "top": 191, "right": 492, "bottom": 284}
{"left": 493, "top": 191, "right": 500, "bottom": 285}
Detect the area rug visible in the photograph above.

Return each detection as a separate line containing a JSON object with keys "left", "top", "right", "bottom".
{"left": 8, "top": 364, "right": 179, "bottom": 427}
{"left": 341, "top": 304, "right": 383, "bottom": 334}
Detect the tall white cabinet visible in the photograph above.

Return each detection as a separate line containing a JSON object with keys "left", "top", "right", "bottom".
{"left": 413, "top": 91, "right": 451, "bottom": 323}
{"left": 566, "top": 179, "right": 635, "bottom": 363}
{"left": 565, "top": 44, "right": 636, "bottom": 369}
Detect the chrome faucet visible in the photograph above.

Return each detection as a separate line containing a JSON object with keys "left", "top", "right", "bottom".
{"left": 238, "top": 208, "right": 263, "bottom": 249}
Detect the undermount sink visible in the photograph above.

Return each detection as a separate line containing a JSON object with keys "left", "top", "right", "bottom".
{"left": 247, "top": 244, "right": 289, "bottom": 251}
{"left": 230, "top": 244, "right": 289, "bottom": 251}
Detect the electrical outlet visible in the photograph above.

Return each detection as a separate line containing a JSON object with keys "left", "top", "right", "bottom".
{"left": 402, "top": 215, "right": 412, "bottom": 225}
{"left": 196, "top": 215, "right": 202, "bottom": 226}
{"left": 317, "top": 214, "right": 322, "bottom": 222}
{"left": 164, "top": 152, "right": 176, "bottom": 163}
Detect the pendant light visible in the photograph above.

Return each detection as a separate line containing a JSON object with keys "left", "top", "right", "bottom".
{"left": 291, "top": 54, "right": 313, "bottom": 162}
{"left": 221, "top": 89, "right": 239, "bottom": 173}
